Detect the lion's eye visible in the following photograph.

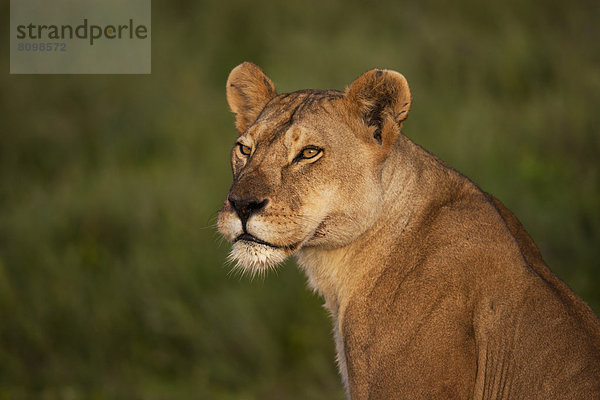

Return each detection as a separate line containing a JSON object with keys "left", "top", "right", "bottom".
{"left": 296, "top": 147, "right": 322, "bottom": 162}
{"left": 238, "top": 143, "right": 252, "bottom": 156}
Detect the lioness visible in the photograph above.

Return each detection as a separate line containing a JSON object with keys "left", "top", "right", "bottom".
{"left": 217, "top": 62, "right": 600, "bottom": 399}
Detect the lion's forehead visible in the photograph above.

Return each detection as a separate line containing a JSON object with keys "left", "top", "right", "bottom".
{"left": 248, "top": 89, "right": 344, "bottom": 144}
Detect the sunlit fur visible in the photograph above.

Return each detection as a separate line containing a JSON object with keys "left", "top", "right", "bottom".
{"left": 218, "top": 62, "right": 600, "bottom": 399}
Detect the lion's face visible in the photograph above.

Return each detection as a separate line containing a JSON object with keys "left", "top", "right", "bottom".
{"left": 218, "top": 63, "right": 411, "bottom": 274}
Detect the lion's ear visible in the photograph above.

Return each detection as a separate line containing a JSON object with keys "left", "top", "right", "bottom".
{"left": 345, "top": 69, "right": 411, "bottom": 148}
{"left": 226, "top": 62, "right": 277, "bottom": 134}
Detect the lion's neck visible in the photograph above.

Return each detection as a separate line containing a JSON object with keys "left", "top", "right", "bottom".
{"left": 296, "top": 134, "right": 446, "bottom": 318}
{"left": 295, "top": 134, "right": 471, "bottom": 394}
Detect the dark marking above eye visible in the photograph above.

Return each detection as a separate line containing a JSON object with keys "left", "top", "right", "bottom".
{"left": 291, "top": 129, "right": 301, "bottom": 142}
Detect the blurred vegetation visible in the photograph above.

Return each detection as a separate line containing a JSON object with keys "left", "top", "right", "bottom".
{"left": 1, "top": 0, "right": 599, "bottom": 398}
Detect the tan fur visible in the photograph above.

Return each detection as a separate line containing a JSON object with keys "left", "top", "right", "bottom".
{"left": 218, "top": 62, "right": 600, "bottom": 399}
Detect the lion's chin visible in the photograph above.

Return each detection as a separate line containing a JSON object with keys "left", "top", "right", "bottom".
{"left": 227, "top": 241, "right": 288, "bottom": 277}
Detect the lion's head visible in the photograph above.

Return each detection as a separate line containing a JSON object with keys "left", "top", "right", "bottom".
{"left": 218, "top": 62, "right": 411, "bottom": 275}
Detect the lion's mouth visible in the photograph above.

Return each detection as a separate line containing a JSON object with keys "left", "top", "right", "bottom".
{"left": 235, "top": 233, "right": 281, "bottom": 249}
{"left": 235, "top": 233, "right": 300, "bottom": 251}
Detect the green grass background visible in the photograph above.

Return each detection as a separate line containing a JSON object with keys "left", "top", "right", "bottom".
{"left": 1, "top": 1, "right": 599, "bottom": 398}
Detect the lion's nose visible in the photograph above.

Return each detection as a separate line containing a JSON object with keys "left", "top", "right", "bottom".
{"left": 228, "top": 195, "right": 268, "bottom": 226}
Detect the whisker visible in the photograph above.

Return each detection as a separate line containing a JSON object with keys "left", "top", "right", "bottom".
{"left": 199, "top": 213, "right": 220, "bottom": 230}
